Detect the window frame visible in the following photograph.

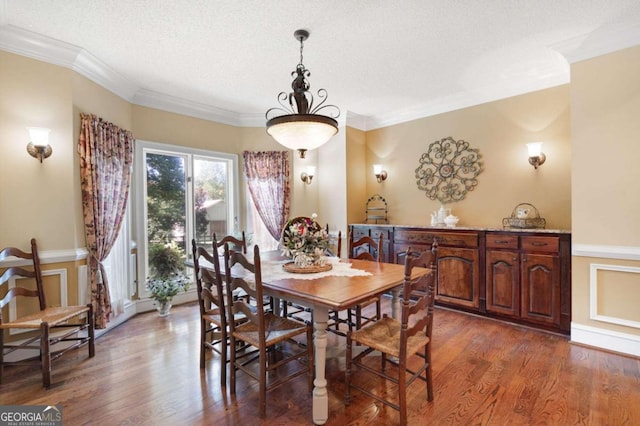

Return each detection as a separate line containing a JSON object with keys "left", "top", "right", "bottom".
{"left": 133, "top": 140, "right": 239, "bottom": 299}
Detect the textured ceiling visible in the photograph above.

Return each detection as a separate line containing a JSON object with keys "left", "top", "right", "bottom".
{"left": 2, "top": 0, "right": 640, "bottom": 129}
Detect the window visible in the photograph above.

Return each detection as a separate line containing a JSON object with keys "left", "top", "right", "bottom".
{"left": 134, "top": 140, "right": 238, "bottom": 298}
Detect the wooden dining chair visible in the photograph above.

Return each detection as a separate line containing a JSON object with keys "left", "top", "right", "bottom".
{"left": 213, "top": 231, "right": 274, "bottom": 312}
{"left": 223, "top": 243, "right": 314, "bottom": 418}
{"left": 0, "top": 238, "right": 95, "bottom": 388}
{"left": 349, "top": 233, "right": 384, "bottom": 329}
{"left": 345, "top": 243, "right": 438, "bottom": 425}
{"left": 191, "top": 239, "right": 231, "bottom": 386}
{"left": 328, "top": 233, "right": 384, "bottom": 336}
{"left": 326, "top": 225, "right": 342, "bottom": 258}
{"left": 191, "top": 239, "right": 257, "bottom": 386}
{"left": 213, "top": 231, "right": 247, "bottom": 254}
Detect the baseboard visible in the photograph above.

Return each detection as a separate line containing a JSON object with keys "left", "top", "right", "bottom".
{"left": 571, "top": 322, "right": 640, "bottom": 357}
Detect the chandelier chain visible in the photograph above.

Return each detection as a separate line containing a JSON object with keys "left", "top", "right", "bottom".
{"left": 298, "top": 34, "right": 304, "bottom": 66}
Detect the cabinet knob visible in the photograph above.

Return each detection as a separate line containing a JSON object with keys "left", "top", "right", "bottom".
{"left": 513, "top": 257, "right": 518, "bottom": 261}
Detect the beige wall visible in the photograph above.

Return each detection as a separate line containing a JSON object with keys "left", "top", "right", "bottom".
{"left": 0, "top": 52, "right": 76, "bottom": 250}
{"left": 570, "top": 45, "right": 640, "bottom": 343}
{"left": 318, "top": 131, "right": 347, "bottom": 234}
{"left": 571, "top": 46, "right": 640, "bottom": 245}
{"left": 346, "top": 126, "right": 368, "bottom": 226}
{"left": 364, "top": 85, "right": 572, "bottom": 229}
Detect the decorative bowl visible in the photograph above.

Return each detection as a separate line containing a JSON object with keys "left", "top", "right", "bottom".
{"left": 444, "top": 215, "right": 459, "bottom": 227}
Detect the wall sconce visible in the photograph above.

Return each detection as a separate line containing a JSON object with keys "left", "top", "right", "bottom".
{"left": 26, "top": 127, "right": 52, "bottom": 163}
{"left": 300, "top": 166, "right": 315, "bottom": 184}
{"left": 373, "top": 164, "right": 387, "bottom": 183}
{"left": 526, "top": 142, "right": 546, "bottom": 169}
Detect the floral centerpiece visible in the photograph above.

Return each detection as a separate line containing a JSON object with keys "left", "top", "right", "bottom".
{"left": 145, "top": 242, "right": 191, "bottom": 316}
{"left": 281, "top": 214, "right": 331, "bottom": 269}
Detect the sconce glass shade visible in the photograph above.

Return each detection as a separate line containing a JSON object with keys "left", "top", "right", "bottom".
{"left": 526, "top": 142, "right": 546, "bottom": 169}
{"left": 300, "top": 165, "right": 316, "bottom": 184}
{"left": 26, "top": 127, "right": 52, "bottom": 163}
{"left": 373, "top": 164, "right": 388, "bottom": 183}
{"left": 27, "top": 127, "right": 50, "bottom": 146}
{"left": 527, "top": 142, "right": 543, "bottom": 157}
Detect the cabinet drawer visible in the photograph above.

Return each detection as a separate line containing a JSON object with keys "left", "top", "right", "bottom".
{"left": 437, "top": 232, "right": 478, "bottom": 248}
{"left": 521, "top": 236, "right": 559, "bottom": 253}
{"left": 394, "top": 230, "right": 478, "bottom": 248}
{"left": 351, "top": 227, "right": 370, "bottom": 240}
{"left": 486, "top": 234, "right": 518, "bottom": 249}
{"left": 370, "top": 228, "right": 391, "bottom": 241}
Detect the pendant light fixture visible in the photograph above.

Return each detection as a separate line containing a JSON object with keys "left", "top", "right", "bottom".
{"left": 266, "top": 29, "right": 340, "bottom": 158}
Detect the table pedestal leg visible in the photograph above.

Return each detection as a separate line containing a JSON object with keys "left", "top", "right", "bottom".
{"left": 391, "top": 287, "right": 401, "bottom": 319}
{"left": 312, "top": 306, "right": 329, "bottom": 425}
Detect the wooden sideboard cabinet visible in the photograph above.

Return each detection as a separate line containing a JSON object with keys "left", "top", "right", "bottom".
{"left": 350, "top": 225, "right": 393, "bottom": 263}
{"left": 486, "top": 232, "right": 568, "bottom": 330}
{"left": 393, "top": 228, "right": 481, "bottom": 311}
{"left": 350, "top": 224, "right": 571, "bottom": 334}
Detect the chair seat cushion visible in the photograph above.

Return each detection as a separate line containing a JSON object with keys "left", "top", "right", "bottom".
{"left": 233, "top": 313, "right": 308, "bottom": 347}
{"left": 0, "top": 305, "right": 89, "bottom": 329}
{"left": 350, "top": 316, "right": 430, "bottom": 358}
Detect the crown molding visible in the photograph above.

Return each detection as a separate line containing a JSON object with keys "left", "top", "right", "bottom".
{"left": 73, "top": 49, "right": 139, "bottom": 101}
{"left": 0, "top": 0, "right": 7, "bottom": 26}
{"left": 0, "top": 25, "right": 139, "bottom": 101}
{"left": 550, "top": 21, "right": 640, "bottom": 64}
{"left": 2, "top": 21, "right": 638, "bottom": 132}
{"left": 364, "top": 71, "right": 569, "bottom": 131}
{"left": 0, "top": 24, "right": 80, "bottom": 68}
{"left": 133, "top": 89, "right": 242, "bottom": 127}
{"left": 345, "top": 111, "right": 368, "bottom": 131}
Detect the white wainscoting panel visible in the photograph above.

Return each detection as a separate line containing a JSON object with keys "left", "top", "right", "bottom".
{"left": 78, "top": 264, "right": 88, "bottom": 305}
{"left": 9, "top": 268, "right": 67, "bottom": 336}
{"left": 589, "top": 263, "right": 640, "bottom": 329}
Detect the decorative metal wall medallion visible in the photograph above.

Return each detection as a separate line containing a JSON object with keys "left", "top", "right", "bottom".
{"left": 415, "top": 136, "right": 483, "bottom": 203}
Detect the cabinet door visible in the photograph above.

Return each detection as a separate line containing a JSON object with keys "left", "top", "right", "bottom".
{"left": 521, "top": 253, "right": 560, "bottom": 326}
{"left": 393, "top": 243, "right": 429, "bottom": 265}
{"left": 486, "top": 250, "right": 520, "bottom": 317}
{"left": 436, "top": 247, "right": 480, "bottom": 309}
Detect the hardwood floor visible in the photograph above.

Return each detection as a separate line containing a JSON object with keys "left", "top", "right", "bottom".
{"left": 1, "top": 299, "right": 639, "bottom": 425}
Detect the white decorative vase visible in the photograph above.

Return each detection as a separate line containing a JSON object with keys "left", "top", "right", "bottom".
{"left": 157, "top": 301, "right": 172, "bottom": 317}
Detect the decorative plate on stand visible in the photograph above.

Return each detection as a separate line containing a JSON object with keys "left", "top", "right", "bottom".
{"left": 283, "top": 262, "right": 333, "bottom": 274}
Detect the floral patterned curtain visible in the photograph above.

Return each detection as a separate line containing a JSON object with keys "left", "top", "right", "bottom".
{"left": 243, "top": 151, "right": 291, "bottom": 241}
{"left": 78, "top": 113, "right": 134, "bottom": 328}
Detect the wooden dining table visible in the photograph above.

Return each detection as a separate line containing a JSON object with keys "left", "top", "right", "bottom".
{"left": 255, "top": 251, "right": 426, "bottom": 425}
{"left": 189, "top": 249, "right": 426, "bottom": 425}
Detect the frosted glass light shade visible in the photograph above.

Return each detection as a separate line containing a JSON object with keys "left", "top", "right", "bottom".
{"left": 527, "top": 142, "right": 543, "bottom": 157}
{"left": 266, "top": 114, "right": 338, "bottom": 152}
{"left": 305, "top": 166, "right": 316, "bottom": 177}
{"left": 27, "top": 127, "right": 51, "bottom": 146}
